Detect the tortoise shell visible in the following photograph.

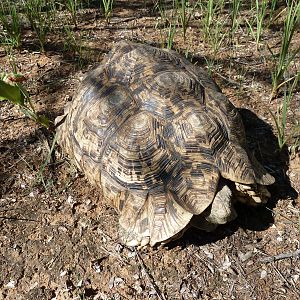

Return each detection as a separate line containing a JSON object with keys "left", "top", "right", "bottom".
{"left": 56, "top": 41, "right": 274, "bottom": 246}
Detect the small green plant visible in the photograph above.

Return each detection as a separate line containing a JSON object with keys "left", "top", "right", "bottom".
{"left": 0, "top": 73, "right": 52, "bottom": 129}
{"left": 207, "top": 16, "right": 226, "bottom": 59}
{"left": 269, "top": 0, "right": 300, "bottom": 98}
{"left": 230, "top": 0, "right": 240, "bottom": 42}
{"left": 201, "top": 0, "right": 225, "bottom": 42}
{"left": 245, "top": 0, "right": 268, "bottom": 49}
{"left": 0, "top": 1, "right": 22, "bottom": 48}
{"left": 64, "top": 25, "right": 84, "bottom": 66}
{"left": 290, "top": 122, "right": 300, "bottom": 156}
{"left": 268, "top": 0, "right": 279, "bottom": 25}
{"left": 101, "top": 0, "right": 114, "bottom": 24}
{"left": 23, "top": 0, "right": 56, "bottom": 51}
{"left": 155, "top": 0, "right": 177, "bottom": 49}
{"left": 202, "top": 0, "right": 214, "bottom": 41}
{"left": 270, "top": 73, "right": 299, "bottom": 150}
{"left": 35, "top": 133, "right": 58, "bottom": 190}
{"left": 204, "top": 56, "right": 215, "bottom": 77}
{"left": 167, "top": 23, "right": 176, "bottom": 49}
{"left": 198, "top": 0, "right": 225, "bottom": 55}
{"left": 184, "top": 46, "right": 192, "bottom": 59}
{"left": 175, "top": 0, "right": 196, "bottom": 41}
{"left": 154, "top": 0, "right": 167, "bottom": 25}
{"left": 1, "top": 49, "right": 50, "bottom": 128}
{"left": 66, "top": 0, "right": 80, "bottom": 28}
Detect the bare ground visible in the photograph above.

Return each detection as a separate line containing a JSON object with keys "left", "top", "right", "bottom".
{"left": 0, "top": 1, "right": 300, "bottom": 299}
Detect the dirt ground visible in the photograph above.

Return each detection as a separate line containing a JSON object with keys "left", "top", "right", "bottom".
{"left": 0, "top": 1, "right": 300, "bottom": 299}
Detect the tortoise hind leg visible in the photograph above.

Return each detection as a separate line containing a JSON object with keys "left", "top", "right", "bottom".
{"left": 118, "top": 189, "right": 193, "bottom": 247}
{"left": 191, "top": 184, "right": 237, "bottom": 231}
{"left": 205, "top": 184, "right": 237, "bottom": 224}
{"left": 118, "top": 192, "right": 150, "bottom": 247}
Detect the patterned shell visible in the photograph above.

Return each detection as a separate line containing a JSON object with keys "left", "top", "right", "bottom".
{"left": 56, "top": 41, "right": 274, "bottom": 246}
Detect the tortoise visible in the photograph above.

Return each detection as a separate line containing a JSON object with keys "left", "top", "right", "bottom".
{"left": 56, "top": 41, "right": 275, "bottom": 247}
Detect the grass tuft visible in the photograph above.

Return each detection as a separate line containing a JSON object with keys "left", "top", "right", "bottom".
{"left": 270, "top": 0, "right": 300, "bottom": 98}
{"left": 270, "top": 73, "right": 299, "bottom": 150}
{"left": 66, "top": 0, "right": 81, "bottom": 28}
{"left": 0, "top": 1, "right": 22, "bottom": 49}
{"left": 23, "top": 0, "right": 56, "bottom": 51}
{"left": 101, "top": 0, "right": 114, "bottom": 24}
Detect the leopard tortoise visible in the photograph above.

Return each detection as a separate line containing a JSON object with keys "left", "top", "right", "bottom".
{"left": 56, "top": 41, "right": 275, "bottom": 247}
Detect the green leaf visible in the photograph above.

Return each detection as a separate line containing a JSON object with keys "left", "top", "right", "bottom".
{"left": 38, "top": 115, "right": 51, "bottom": 128}
{"left": 20, "top": 106, "right": 37, "bottom": 120}
{"left": 0, "top": 79, "right": 24, "bottom": 105}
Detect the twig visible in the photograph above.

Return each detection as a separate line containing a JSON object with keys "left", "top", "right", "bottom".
{"left": 97, "top": 228, "right": 113, "bottom": 241}
{"left": 192, "top": 252, "right": 215, "bottom": 274}
{"left": 99, "top": 245, "right": 130, "bottom": 266}
{"left": 1, "top": 116, "right": 25, "bottom": 123}
{"left": 233, "top": 257, "right": 256, "bottom": 297}
{"left": 1, "top": 158, "right": 23, "bottom": 173}
{"left": 265, "top": 207, "right": 298, "bottom": 224}
{"left": 273, "top": 262, "right": 300, "bottom": 296}
{"left": 0, "top": 216, "right": 37, "bottom": 222}
{"left": 135, "top": 249, "right": 167, "bottom": 300}
{"left": 47, "top": 246, "right": 66, "bottom": 269}
{"left": 259, "top": 249, "right": 300, "bottom": 263}
{"left": 214, "top": 71, "right": 244, "bottom": 87}
{"left": 272, "top": 263, "right": 290, "bottom": 286}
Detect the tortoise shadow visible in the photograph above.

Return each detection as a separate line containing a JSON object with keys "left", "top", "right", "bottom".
{"left": 167, "top": 108, "right": 298, "bottom": 249}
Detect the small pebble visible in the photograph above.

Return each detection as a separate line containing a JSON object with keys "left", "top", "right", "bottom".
{"left": 127, "top": 250, "right": 136, "bottom": 258}
{"left": 238, "top": 250, "right": 253, "bottom": 262}
{"left": 6, "top": 280, "right": 15, "bottom": 288}
{"left": 76, "top": 279, "right": 83, "bottom": 287}
{"left": 114, "top": 277, "right": 124, "bottom": 286}
{"left": 220, "top": 255, "right": 231, "bottom": 271}
{"left": 202, "top": 247, "right": 214, "bottom": 259}
{"left": 67, "top": 195, "right": 75, "bottom": 206}
{"left": 108, "top": 276, "right": 115, "bottom": 289}
{"left": 260, "top": 270, "right": 267, "bottom": 279}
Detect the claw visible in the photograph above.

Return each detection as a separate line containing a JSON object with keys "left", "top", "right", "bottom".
{"left": 252, "top": 196, "right": 262, "bottom": 203}
{"left": 140, "top": 236, "right": 150, "bottom": 247}
{"left": 126, "top": 239, "right": 140, "bottom": 247}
